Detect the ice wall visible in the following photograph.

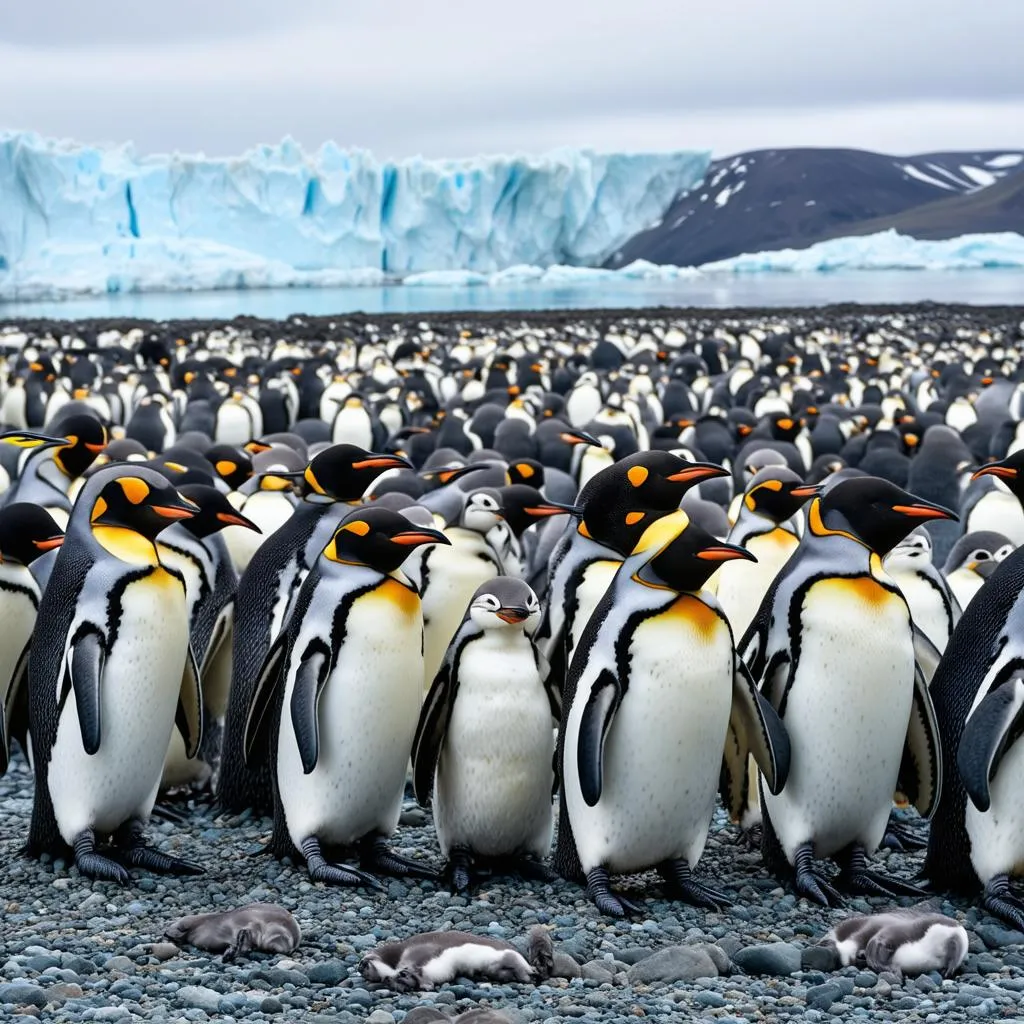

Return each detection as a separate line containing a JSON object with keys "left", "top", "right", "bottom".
{"left": 0, "top": 132, "right": 710, "bottom": 298}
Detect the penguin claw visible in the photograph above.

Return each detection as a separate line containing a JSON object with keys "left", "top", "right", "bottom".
{"left": 667, "top": 879, "right": 732, "bottom": 911}
{"left": 881, "top": 821, "right": 927, "bottom": 852}
{"left": 795, "top": 871, "right": 845, "bottom": 908}
{"left": 363, "top": 842, "right": 439, "bottom": 881}
{"left": 76, "top": 852, "right": 132, "bottom": 886}
{"left": 586, "top": 867, "right": 642, "bottom": 918}
{"left": 983, "top": 878, "right": 1024, "bottom": 933}
{"left": 308, "top": 860, "right": 384, "bottom": 890}
{"left": 843, "top": 870, "right": 927, "bottom": 900}
{"left": 120, "top": 847, "right": 204, "bottom": 876}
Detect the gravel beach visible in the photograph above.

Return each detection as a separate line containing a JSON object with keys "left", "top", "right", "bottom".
{"left": 1, "top": 752, "right": 1022, "bottom": 1023}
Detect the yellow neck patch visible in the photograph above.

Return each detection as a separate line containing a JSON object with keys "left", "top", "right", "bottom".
{"left": 92, "top": 525, "right": 160, "bottom": 566}
{"left": 630, "top": 509, "right": 690, "bottom": 556}
{"left": 663, "top": 593, "right": 721, "bottom": 637}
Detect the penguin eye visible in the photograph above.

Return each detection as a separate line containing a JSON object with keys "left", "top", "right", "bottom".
{"left": 996, "top": 545, "right": 1014, "bottom": 560}
{"left": 972, "top": 550, "right": 991, "bottom": 561}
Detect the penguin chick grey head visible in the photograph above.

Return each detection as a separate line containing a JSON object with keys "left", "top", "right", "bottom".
{"left": 457, "top": 488, "right": 505, "bottom": 534}
{"left": 0, "top": 503, "right": 64, "bottom": 565}
{"left": 883, "top": 526, "right": 933, "bottom": 571}
{"left": 812, "top": 476, "right": 957, "bottom": 556}
{"left": 469, "top": 577, "right": 541, "bottom": 631}
{"left": 942, "top": 530, "right": 1014, "bottom": 578}
{"left": 86, "top": 468, "right": 200, "bottom": 540}
{"left": 742, "top": 468, "right": 821, "bottom": 524}
{"left": 175, "top": 484, "right": 262, "bottom": 540}
{"left": 629, "top": 509, "right": 756, "bottom": 593}
{"left": 972, "top": 450, "right": 1024, "bottom": 506}
{"left": 326, "top": 507, "right": 450, "bottom": 574}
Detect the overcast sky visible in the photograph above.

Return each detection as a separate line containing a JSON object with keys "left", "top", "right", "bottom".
{"left": 2, "top": 2, "right": 1023, "bottom": 161}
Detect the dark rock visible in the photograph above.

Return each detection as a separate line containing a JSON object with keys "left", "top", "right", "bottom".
{"left": 0, "top": 984, "right": 47, "bottom": 1008}
{"left": 975, "top": 924, "right": 1024, "bottom": 949}
{"left": 805, "top": 982, "right": 843, "bottom": 1010}
{"left": 552, "top": 953, "right": 581, "bottom": 979}
{"left": 802, "top": 945, "right": 839, "bottom": 972}
{"left": 626, "top": 946, "right": 719, "bottom": 984}
{"left": 402, "top": 1010, "right": 451, "bottom": 1024}
{"left": 261, "top": 996, "right": 284, "bottom": 1014}
{"left": 733, "top": 942, "right": 801, "bottom": 976}
{"left": 309, "top": 961, "right": 347, "bottom": 986}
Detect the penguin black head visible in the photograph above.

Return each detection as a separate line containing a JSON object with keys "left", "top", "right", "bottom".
{"left": 497, "top": 484, "right": 578, "bottom": 537}
{"left": 175, "top": 484, "right": 262, "bottom": 540}
{"left": 468, "top": 577, "right": 542, "bottom": 631}
{"left": 0, "top": 504, "right": 64, "bottom": 565}
{"left": 324, "top": 507, "right": 450, "bottom": 573}
{"left": 291, "top": 444, "right": 413, "bottom": 503}
{"left": 629, "top": 509, "right": 755, "bottom": 592}
{"left": 972, "top": 450, "right": 1024, "bottom": 507}
{"left": 813, "top": 477, "right": 957, "bottom": 556}
{"left": 204, "top": 444, "right": 254, "bottom": 491}
{"left": 88, "top": 471, "right": 200, "bottom": 541}
{"left": 506, "top": 458, "right": 546, "bottom": 488}
{"left": 49, "top": 414, "right": 109, "bottom": 479}
{"left": 742, "top": 469, "right": 821, "bottom": 524}
{"left": 418, "top": 462, "right": 484, "bottom": 491}
{"left": 576, "top": 452, "right": 730, "bottom": 555}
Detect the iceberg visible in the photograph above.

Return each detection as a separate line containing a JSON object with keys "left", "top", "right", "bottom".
{"left": 701, "top": 230, "right": 1024, "bottom": 274}
{"left": 0, "top": 131, "right": 710, "bottom": 301}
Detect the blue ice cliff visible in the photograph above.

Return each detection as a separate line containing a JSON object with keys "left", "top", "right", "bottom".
{"left": 0, "top": 132, "right": 710, "bottom": 300}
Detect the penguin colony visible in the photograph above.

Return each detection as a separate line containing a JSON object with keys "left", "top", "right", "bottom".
{"left": 0, "top": 306, "right": 1023, "bottom": 945}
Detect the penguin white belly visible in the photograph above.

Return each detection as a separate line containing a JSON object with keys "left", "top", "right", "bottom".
{"left": 433, "top": 636, "right": 553, "bottom": 858}
{"left": 966, "top": 736, "right": 1024, "bottom": 883}
{"left": 967, "top": 493, "right": 1024, "bottom": 547}
{"left": 946, "top": 570, "right": 984, "bottom": 612}
{"left": 764, "top": 580, "right": 915, "bottom": 861}
{"left": 893, "top": 572, "right": 950, "bottom": 652}
{"left": 224, "top": 492, "right": 293, "bottom": 572}
{"left": 331, "top": 408, "right": 373, "bottom": 449}
{"left": 716, "top": 529, "right": 797, "bottom": 638}
{"left": 49, "top": 573, "right": 189, "bottom": 842}
{"left": 0, "top": 585, "right": 39, "bottom": 712}
{"left": 215, "top": 405, "right": 253, "bottom": 446}
{"left": 44, "top": 507, "right": 70, "bottom": 532}
{"left": 421, "top": 537, "right": 499, "bottom": 688}
{"left": 566, "top": 559, "right": 620, "bottom": 663}
{"left": 278, "top": 582, "right": 423, "bottom": 848}
{"left": 576, "top": 448, "right": 614, "bottom": 490}
{"left": 566, "top": 600, "right": 734, "bottom": 874}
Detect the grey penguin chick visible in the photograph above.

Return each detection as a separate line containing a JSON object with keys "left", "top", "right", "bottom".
{"left": 165, "top": 903, "right": 300, "bottom": 961}
{"left": 359, "top": 926, "right": 554, "bottom": 991}
{"left": 818, "top": 907, "right": 968, "bottom": 978}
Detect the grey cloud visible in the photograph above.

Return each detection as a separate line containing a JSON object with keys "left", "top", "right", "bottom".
{"left": 1, "top": 1, "right": 1022, "bottom": 158}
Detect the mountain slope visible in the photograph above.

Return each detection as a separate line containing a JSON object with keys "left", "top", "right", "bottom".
{"left": 607, "top": 148, "right": 1024, "bottom": 268}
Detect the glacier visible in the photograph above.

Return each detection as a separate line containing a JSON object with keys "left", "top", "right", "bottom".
{"left": 0, "top": 131, "right": 710, "bottom": 301}
{"left": 701, "top": 229, "right": 1024, "bottom": 274}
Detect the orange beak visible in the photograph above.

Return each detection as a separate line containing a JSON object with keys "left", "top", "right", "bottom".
{"left": 391, "top": 529, "right": 449, "bottom": 547}
{"left": 33, "top": 536, "right": 64, "bottom": 551}
{"left": 891, "top": 503, "right": 957, "bottom": 521}
{"left": 696, "top": 545, "right": 757, "bottom": 563}
{"left": 151, "top": 505, "right": 197, "bottom": 520}
{"left": 973, "top": 463, "right": 1017, "bottom": 481}
{"left": 352, "top": 455, "right": 413, "bottom": 471}
{"left": 667, "top": 462, "right": 730, "bottom": 483}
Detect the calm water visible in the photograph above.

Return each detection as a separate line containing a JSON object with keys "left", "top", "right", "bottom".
{"left": 2, "top": 270, "right": 1023, "bottom": 322}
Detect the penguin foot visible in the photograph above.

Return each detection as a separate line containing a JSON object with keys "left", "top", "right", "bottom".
{"left": 881, "top": 820, "right": 927, "bottom": 852}
{"left": 361, "top": 835, "right": 439, "bottom": 881}
{"left": 793, "top": 844, "right": 844, "bottom": 908}
{"left": 114, "top": 820, "right": 204, "bottom": 876}
{"left": 839, "top": 844, "right": 927, "bottom": 899}
{"left": 738, "top": 825, "right": 763, "bottom": 851}
{"left": 658, "top": 859, "right": 731, "bottom": 910}
{"left": 507, "top": 856, "right": 555, "bottom": 884}
{"left": 448, "top": 847, "right": 474, "bottom": 895}
{"left": 301, "top": 836, "right": 384, "bottom": 890}
{"left": 983, "top": 876, "right": 1024, "bottom": 933}
{"left": 586, "top": 867, "right": 642, "bottom": 918}
{"left": 72, "top": 830, "right": 131, "bottom": 886}
{"left": 150, "top": 803, "right": 190, "bottom": 825}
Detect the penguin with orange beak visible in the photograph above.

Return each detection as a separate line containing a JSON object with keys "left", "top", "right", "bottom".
{"left": 26, "top": 466, "right": 204, "bottom": 883}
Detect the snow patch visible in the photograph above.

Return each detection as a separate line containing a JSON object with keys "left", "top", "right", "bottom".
{"left": 900, "top": 164, "right": 955, "bottom": 190}
{"left": 960, "top": 165, "right": 998, "bottom": 188}
{"left": 987, "top": 154, "right": 1023, "bottom": 169}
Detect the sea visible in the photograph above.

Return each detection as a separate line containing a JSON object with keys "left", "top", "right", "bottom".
{"left": 1, "top": 269, "right": 1022, "bottom": 322}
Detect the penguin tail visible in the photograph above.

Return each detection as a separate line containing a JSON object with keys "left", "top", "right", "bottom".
{"left": 526, "top": 925, "right": 555, "bottom": 980}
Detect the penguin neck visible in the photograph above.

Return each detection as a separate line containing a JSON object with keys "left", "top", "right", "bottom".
{"left": 91, "top": 525, "right": 161, "bottom": 566}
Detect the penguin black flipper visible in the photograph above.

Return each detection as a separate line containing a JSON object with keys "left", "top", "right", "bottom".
{"left": 412, "top": 623, "right": 476, "bottom": 805}
{"left": 578, "top": 668, "right": 623, "bottom": 807}
{"left": 723, "top": 660, "right": 791, "bottom": 815}
{"left": 898, "top": 662, "right": 943, "bottom": 819}
{"left": 175, "top": 644, "right": 204, "bottom": 760}
{"left": 243, "top": 634, "right": 289, "bottom": 767}
{"left": 913, "top": 625, "right": 942, "bottom": 686}
{"left": 67, "top": 628, "right": 106, "bottom": 756}
{"left": 0, "top": 640, "right": 32, "bottom": 774}
{"left": 957, "top": 671, "right": 1024, "bottom": 813}
{"left": 290, "top": 645, "right": 330, "bottom": 775}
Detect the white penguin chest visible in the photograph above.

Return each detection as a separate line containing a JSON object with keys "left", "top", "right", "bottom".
{"left": 434, "top": 633, "right": 554, "bottom": 856}
{"left": 278, "top": 580, "right": 424, "bottom": 846}
{"left": 566, "top": 597, "right": 735, "bottom": 873}
{"left": 49, "top": 571, "right": 190, "bottom": 842}
{"left": 716, "top": 528, "right": 797, "bottom": 636}
{"left": 567, "top": 559, "right": 620, "bottom": 660}
{"left": 967, "top": 492, "right": 1024, "bottom": 547}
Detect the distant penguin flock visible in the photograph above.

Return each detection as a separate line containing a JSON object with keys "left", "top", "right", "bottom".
{"left": 1, "top": 307, "right": 1024, "bottom": 940}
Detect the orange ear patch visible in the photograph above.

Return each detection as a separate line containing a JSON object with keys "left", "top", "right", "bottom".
{"left": 516, "top": 463, "right": 535, "bottom": 479}
{"left": 625, "top": 511, "right": 646, "bottom": 526}
{"left": 342, "top": 519, "right": 370, "bottom": 536}
{"left": 119, "top": 477, "right": 150, "bottom": 504}
{"left": 91, "top": 497, "right": 109, "bottom": 522}
{"left": 627, "top": 466, "right": 648, "bottom": 487}
{"left": 216, "top": 460, "right": 237, "bottom": 476}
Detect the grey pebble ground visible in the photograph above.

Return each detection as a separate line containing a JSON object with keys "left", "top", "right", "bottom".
{"left": 1, "top": 756, "right": 1022, "bottom": 1024}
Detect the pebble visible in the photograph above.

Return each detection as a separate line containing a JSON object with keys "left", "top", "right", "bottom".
{"left": 627, "top": 946, "right": 719, "bottom": 983}
{"left": 732, "top": 942, "right": 802, "bottom": 976}
{"left": 177, "top": 985, "right": 223, "bottom": 1014}
{"left": 0, "top": 983, "right": 47, "bottom": 1008}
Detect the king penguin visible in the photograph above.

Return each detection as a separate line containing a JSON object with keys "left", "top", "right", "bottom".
{"left": 218, "top": 445, "right": 412, "bottom": 815}
{"left": 242, "top": 507, "right": 448, "bottom": 887}
{"left": 413, "top": 577, "right": 560, "bottom": 893}
{"left": 741, "top": 477, "right": 954, "bottom": 905}
{"left": 925, "top": 452, "right": 1024, "bottom": 931}
{"left": 25, "top": 467, "right": 205, "bottom": 883}
{"left": 554, "top": 511, "right": 789, "bottom": 916}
